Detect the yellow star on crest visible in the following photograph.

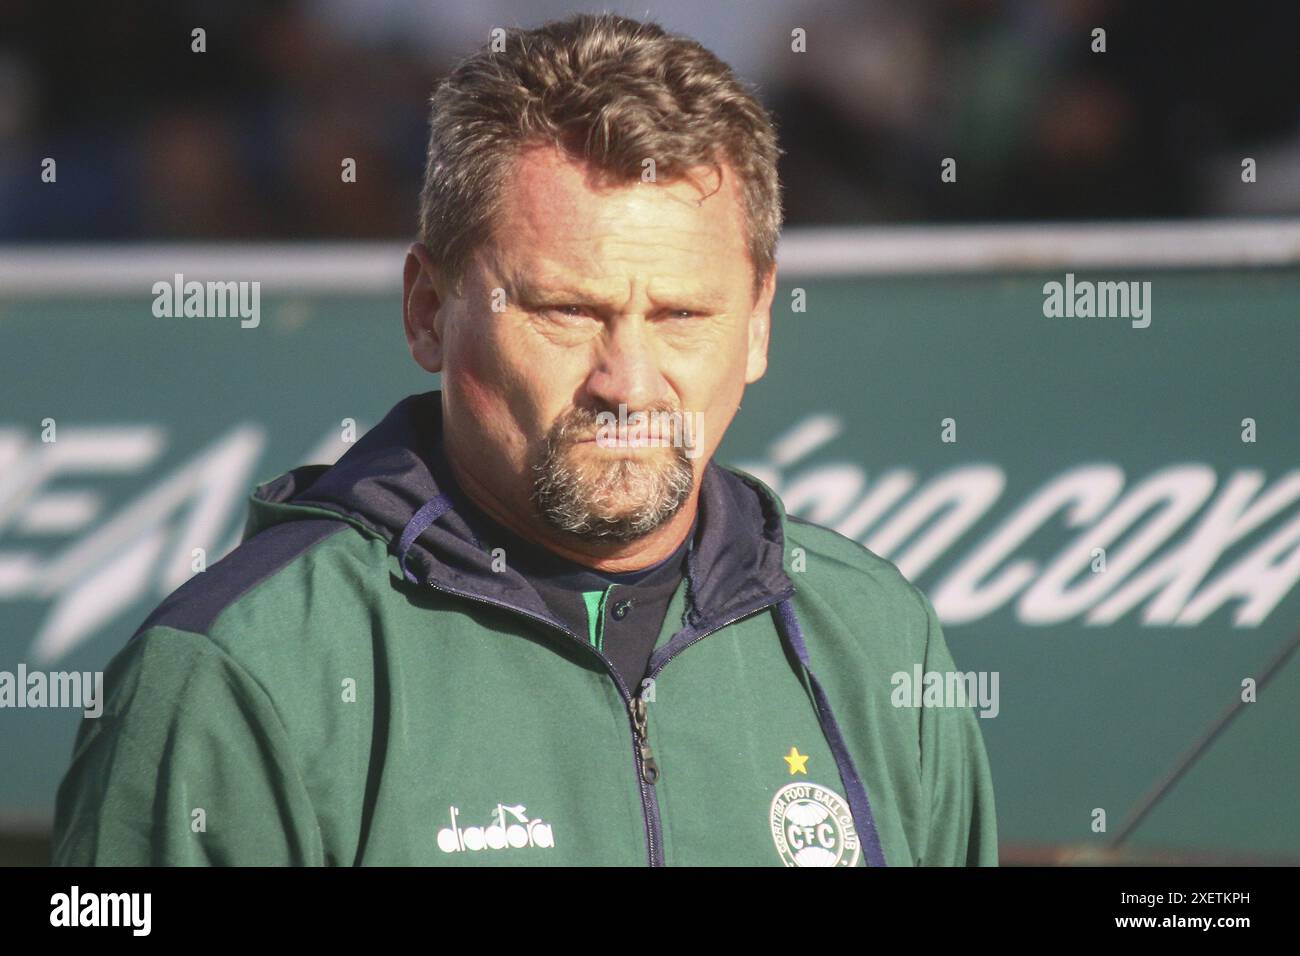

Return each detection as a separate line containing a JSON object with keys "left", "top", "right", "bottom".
{"left": 783, "top": 746, "right": 809, "bottom": 775}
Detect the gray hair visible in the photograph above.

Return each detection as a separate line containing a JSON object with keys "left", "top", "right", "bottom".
{"left": 418, "top": 12, "right": 784, "bottom": 300}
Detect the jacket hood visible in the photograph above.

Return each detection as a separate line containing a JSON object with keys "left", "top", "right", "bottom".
{"left": 245, "top": 390, "right": 795, "bottom": 634}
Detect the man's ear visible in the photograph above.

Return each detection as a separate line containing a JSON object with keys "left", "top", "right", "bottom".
{"left": 744, "top": 264, "right": 776, "bottom": 385}
{"left": 403, "top": 241, "right": 446, "bottom": 374}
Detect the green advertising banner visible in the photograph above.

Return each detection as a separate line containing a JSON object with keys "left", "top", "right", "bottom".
{"left": 2, "top": 231, "right": 1298, "bottom": 863}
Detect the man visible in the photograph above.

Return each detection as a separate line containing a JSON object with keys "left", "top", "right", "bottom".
{"left": 53, "top": 13, "right": 996, "bottom": 866}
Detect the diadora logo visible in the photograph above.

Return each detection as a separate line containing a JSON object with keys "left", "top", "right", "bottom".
{"left": 769, "top": 782, "right": 860, "bottom": 868}
{"left": 436, "top": 802, "right": 556, "bottom": 854}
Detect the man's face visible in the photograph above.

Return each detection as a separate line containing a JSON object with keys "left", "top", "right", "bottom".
{"left": 404, "top": 144, "right": 774, "bottom": 547}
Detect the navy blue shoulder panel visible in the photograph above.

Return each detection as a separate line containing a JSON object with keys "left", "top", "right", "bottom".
{"left": 134, "top": 518, "right": 351, "bottom": 638}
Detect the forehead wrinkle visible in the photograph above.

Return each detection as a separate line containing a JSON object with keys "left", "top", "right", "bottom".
{"left": 503, "top": 240, "right": 734, "bottom": 314}
{"left": 504, "top": 259, "right": 634, "bottom": 308}
{"left": 492, "top": 148, "right": 751, "bottom": 310}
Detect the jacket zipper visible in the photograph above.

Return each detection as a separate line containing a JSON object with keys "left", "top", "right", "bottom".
{"left": 413, "top": 569, "right": 792, "bottom": 866}
{"left": 629, "top": 589, "right": 798, "bottom": 863}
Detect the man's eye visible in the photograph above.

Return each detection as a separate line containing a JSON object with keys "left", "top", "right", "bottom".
{"left": 542, "top": 305, "right": 589, "bottom": 319}
{"left": 539, "top": 305, "right": 700, "bottom": 320}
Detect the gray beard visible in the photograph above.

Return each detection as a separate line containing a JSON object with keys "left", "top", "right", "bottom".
{"left": 530, "top": 439, "right": 695, "bottom": 543}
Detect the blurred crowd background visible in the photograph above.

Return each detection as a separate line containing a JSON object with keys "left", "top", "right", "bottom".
{"left": 2, "top": 0, "right": 1298, "bottom": 241}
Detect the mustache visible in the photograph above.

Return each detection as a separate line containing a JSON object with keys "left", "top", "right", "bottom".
{"left": 552, "top": 405, "right": 684, "bottom": 443}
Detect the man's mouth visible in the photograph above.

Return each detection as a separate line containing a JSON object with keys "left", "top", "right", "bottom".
{"left": 578, "top": 432, "right": 667, "bottom": 447}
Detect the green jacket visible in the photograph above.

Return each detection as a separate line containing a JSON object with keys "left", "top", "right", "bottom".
{"left": 53, "top": 391, "right": 997, "bottom": 866}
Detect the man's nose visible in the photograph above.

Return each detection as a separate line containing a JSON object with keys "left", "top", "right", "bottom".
{"left": 585, "top": 318, "right": 662, "bottom": 411}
